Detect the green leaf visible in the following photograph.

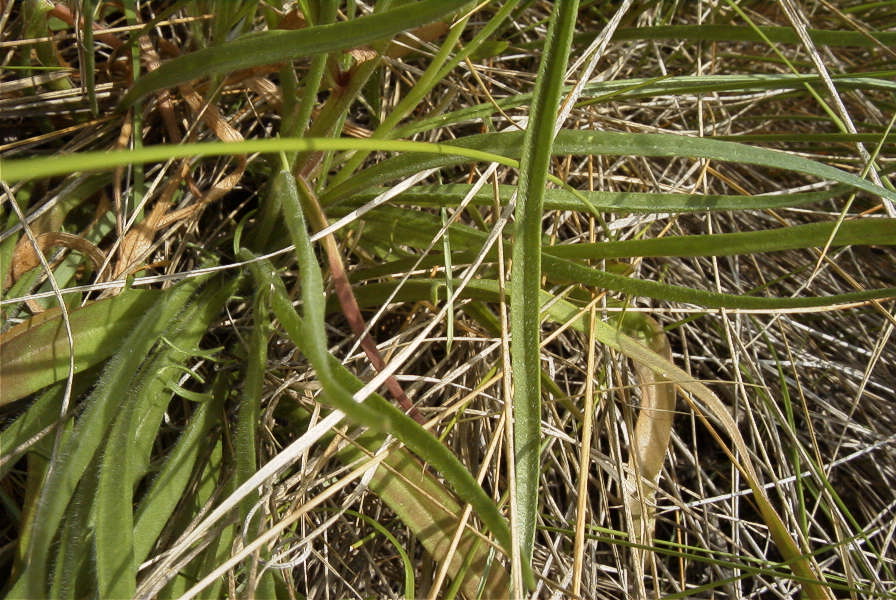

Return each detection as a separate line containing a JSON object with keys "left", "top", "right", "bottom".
{"left": 4, "top": 132, "right": 894, "bottom": 214}
{"left": 0, "top": 289, "right": 160, "bottom": 406}
{"left": 0, "top": 137, "right": 516, "bottom": 184}
{"left": 545, "top": 218, "right": 896, "bottom": 260}
{"left": 315, "top": 129, "right": 896, "bottom": 209}
{"left": 509, "top": 0, "right": 579, "bottom": 590}
{"left": 6, "top": 276, "right": 208, "bottom": 600}
{"left": 346, "top": 182, "right": 851, "bottom": 214}
{"left": 120, "top": 0, "right": 473, "bottom": 108}
{"left": 348, "top": 205, "right": 896, "bottom": 310}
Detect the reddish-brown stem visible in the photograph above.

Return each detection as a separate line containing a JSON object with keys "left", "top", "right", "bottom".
{"left": 296, "top": 176, "right": 426, "bottom": 424}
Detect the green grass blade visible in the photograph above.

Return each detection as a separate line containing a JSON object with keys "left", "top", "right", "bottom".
{"left": 0, "top": 137, "right": 517, "bottom": 184}
{"left": 347, "top": 183, "right": 850, "bottom": 214}
{"left": 350, "top": 205, "right": 896, "bottom": 309}
{"left": 119, "top": 0, "right": 472, "bottom": 108}
{"left": 94, "top": 402, "right": 139, "bottom": 599}
{"left": 282, "top": 1, "right": 335, "bottom": 146}
{"left": 510, "top": 1, "right": 579, "bottom": 590}
{"left": 49, "top": 459, "right": 97, "bottom": 600}
{"left": 540, "top": 253, "right": 896, "bottom": 309}
{"left": 610, "top": 24, "right": 896, "bottom": 47}
{"left": 545, "top": 218, "right": 896, "bottom": 259}
{"left": 4, "top": 133, "right": 894, "bottom": 212}
{"left": 328, "top": 130, "right": 896, "bottom": 206}
{"left": 153, "top": 438, "right": 231, "bottom": 600}
{"left": 229, "top": 282, "right": 278, "bottom": 599}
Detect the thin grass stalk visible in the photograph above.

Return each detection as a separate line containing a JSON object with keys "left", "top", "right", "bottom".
{"left": 572, "top": 304, "right": 598, "bottom": 596}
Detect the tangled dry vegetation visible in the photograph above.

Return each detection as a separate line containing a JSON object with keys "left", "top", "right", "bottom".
{"left": 1, "top": 1, "right": 895, "bottom": 599}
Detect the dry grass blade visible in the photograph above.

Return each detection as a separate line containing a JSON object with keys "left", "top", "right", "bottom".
{"left": 5, "top": 231, "right": 105, "bottom": 312}
{"left": 613, "top": 328, "right": 836, "bottom": 600}
{"left": 622, "top": 316, "right": 675, "bottom": 586}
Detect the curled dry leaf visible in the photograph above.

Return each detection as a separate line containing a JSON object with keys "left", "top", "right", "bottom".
{"left": 347, "top": 46, "right": 379, "bottom": 64}
{"left": 612, "top": 323, "right": 835, "bottom": 600}
{"left": 5, "top": 231, "right": 106, "bottom": 313}
{"left": 105, "top": 35, "right": 248, "bottom": 287}
{"left": 622, "top": 315, "right": 675, "bottom": 570}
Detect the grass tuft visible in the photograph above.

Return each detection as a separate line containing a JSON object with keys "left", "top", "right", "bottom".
{"left": 1, "top": 2, "right": 894, "bottom": 598}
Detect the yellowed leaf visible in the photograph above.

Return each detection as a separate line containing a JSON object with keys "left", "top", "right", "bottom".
{"left": 622, "top": 316, "right": 675, "bottom": 572}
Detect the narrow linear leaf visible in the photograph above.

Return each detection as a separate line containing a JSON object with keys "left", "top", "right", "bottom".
{"left": 349, "top": 208, "right": 896, "bottom": 309}
{"left": 120, "top": 0, "right": 472, "bottom": 108}
{"left": 234, "top": 289, "right": 270, "bottom": 518}
{"left": 546, "top": 218, "right": 896, "bottom": 260}
{"left": 541, "top": 253, "right": 896, "bottom": 309}
{"left": 610, "top": 24, "right": 896, "bottom": 47}
{"left": 348, "top": 183, "right": 850, "bottom": 214}
{"left": 0, "top": 137, "right": 516, "bottom": 184}
{"left": 4, "top": 132, "right": 894, "bottom": 214}
{"left": 321, "top": 130, "right": 896, "bottom": 206}
{"left": 510, "top": 0, "right": 579, "bottom": 589}
{"left": 49, "top": 458, "right": 97, "bottom": 600}
{"left": 353, "top": 270, "right": 895, "bottom": 312}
